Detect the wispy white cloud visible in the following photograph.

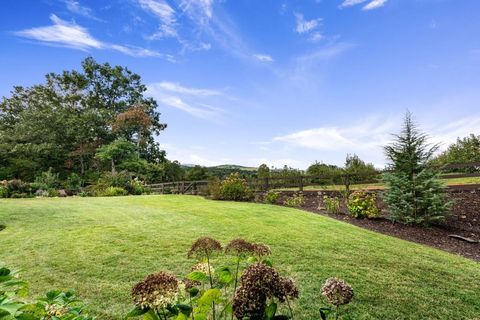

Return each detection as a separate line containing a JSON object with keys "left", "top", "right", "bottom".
{"left": 273, "top": 116, "right": 395, "bottom": 151}
{"left": 253, "top": 54, "right": 274, "bottom": 62}
{"left": 362, "top": 0, "right": 388, "bottom": 10}
{"left": 14, "top": 14, "right": 170, "bottom": 58}
{"left": 339, "top": 0, "right": 388, "bottom": 10}
{"left": 62, "top": 0, "right": 102, "bottom": 21}
{"left": 339, "top": 0, "right": 368, "bottom": 8}
{"left": 139, "top": 0, "right": 178, "bottom": 39}
{"left": 146, "top": 81, "right": 226, "bottom": 120}
{"left": 294, "top": 12, "right": 322, "bottom": 34}
{"left": 151, "top": 81, "right": 223, "bottom": 96}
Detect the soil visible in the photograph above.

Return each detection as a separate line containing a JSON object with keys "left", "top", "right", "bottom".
{"left": 271, "top": 190, "right": 480, "bottom": 262}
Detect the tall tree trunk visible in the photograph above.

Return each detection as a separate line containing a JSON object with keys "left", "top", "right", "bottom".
{"left": 111, "top": 158, "right": 116, "bottom": 174}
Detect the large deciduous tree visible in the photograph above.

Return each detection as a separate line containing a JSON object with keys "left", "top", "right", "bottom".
{"left": 0, "top": 57, "right": 166, "bottom": 180}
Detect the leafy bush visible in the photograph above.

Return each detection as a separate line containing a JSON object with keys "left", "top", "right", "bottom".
{"left": 126, "top": 237, "right": 301, "bottom": 320}
{"left": 0, "top": 266, "right": 93, "bottom": 319}
{"left": 65, "top": 172, "right": 83, "bottom": 193}
{"left": 323, "top": 195, "right": 340, "bottom": 214}
{"left": 97, "top": 171, "right": 131, "bottom": 189}
{"left": 0, "top": 186, "right": 8, "bottom": 198}
{"left": 126, "top": 178, "right": 148, "bottom": 195}
{"left": 264, "top": 190, "right": 279, "bottom": 204}
{"left": 5, "top": 179, "right": 31, "bottom": 195}
{"left": 347, "top": 191, "right": 379, "bottom": 219}
{"left": 102, "top": 186, "right": 128, "bottom": 197}
{"left": 220, "top": 173, "right": 253, "bottom": 201}
{"left": 34, "top": 167, "right": 59, "bottom": 189}
{"left": 207, "top": 177, "right": 223, "bottom": 200}
{"left": 283, "top": 193, "right": 305, "bottom": 207}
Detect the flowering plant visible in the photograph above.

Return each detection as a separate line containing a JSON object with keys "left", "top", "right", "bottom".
{"left": 127, "top": 237, "right": 299, "bottom": 320}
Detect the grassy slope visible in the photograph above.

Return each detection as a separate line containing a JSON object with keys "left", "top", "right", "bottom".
{"left": 276, "top": 176, "right": 480, "bottom": 191}
{"left": 0, "top": 196, "right": 479, "bottom": 319}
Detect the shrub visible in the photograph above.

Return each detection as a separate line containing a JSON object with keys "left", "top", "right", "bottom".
{"left": 162, "top": 187, "right": 172, "bottom": 194}
{"left": 34, "top": 168, "right": 59, "bottom": 189}
{"left": 264, "top": 190, "right": 279, "bottom": 204}
{"left": 5, "top": 179, "right": 30, "bottom": 195}
{"left": 97, "top": 171, "right": 131, "bottom": 189}
{"left": 323, "top": 195, "right": 340, "bottom": 214}
{"left": 283, "top": 193, "right": 305, "bottom": 207}
{"left": 102, "top": 186, "right": 128, "bottom": 197}
{"left": 207, "top": 177, "right": 222, "bottom": 199}
{"left": 126, "top": 178, "right": 148, "bottom": 195}
{"left": 347, "top": 191, "right": 379, "bottom": 219}
{"left": 220, "top": 173, "right": 252, "bottom": 201}
{"left": 0, "top": 186, "right": 8, "bottom": 198}
{"left": 65, "top": 172, "right": 83, "bottom": 193}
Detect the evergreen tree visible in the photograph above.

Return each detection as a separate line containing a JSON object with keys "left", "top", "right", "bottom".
{"left": 382, "top": 112, "right": 450, "bottom": 226}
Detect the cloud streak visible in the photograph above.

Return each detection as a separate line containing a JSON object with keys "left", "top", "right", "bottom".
{"left": 14, "top": 14, "right": 170, "bottom": 58}
{"left": 146, "top": 81, "right": 226, "bottom": 120}
{"left": 339, "top": 0, "right": 388, "bottom": 10}
{"left": 62, "top": 0, "right": 102, "bottom": 21}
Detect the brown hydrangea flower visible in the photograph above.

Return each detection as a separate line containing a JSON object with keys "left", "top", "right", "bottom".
{"left": 187, "top": 237, "right": 222, "bottom": 259}
{"left": 225, "top": 238, "right": 254, "bottom": 256}
{"left": 233, "top": 263, "right": 298, "bottom": 318}
{"left": 251, "top": 243, "right": 272, "bottom": 258}
{"left": 321, "top": 277, "right": 354, "bottom": 307}
{"left": 183, "top": 278, "right": 201, "bottom": 290}
{"left": 278, "top": 277, "right": 300, "bottom": 301}
{"left": 132, "top": 272, "right": 179, "bottom": 309}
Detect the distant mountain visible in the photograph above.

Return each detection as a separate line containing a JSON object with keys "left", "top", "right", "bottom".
{"left": 212, "top": 164, "right": 257, "bottom": 171}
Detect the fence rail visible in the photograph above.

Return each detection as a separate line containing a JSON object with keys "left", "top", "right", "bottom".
{"left": 146, "top": 162, "right": 480, "bottom": 194}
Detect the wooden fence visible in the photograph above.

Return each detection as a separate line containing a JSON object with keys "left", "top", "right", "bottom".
{"left": 146, "top": 162, "right": 480, "bottom": 194}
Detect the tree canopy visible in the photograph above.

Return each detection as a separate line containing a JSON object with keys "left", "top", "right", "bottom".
{"left": 0, "top": 57, "right": 166, "bottom": 181}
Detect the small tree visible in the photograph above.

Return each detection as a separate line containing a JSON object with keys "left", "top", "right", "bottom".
{"left": 257, "top": 163, "right": 270, "bottom": 179}
{"left": 96, "top": 139, "right": 137, "bottom": 173}
{"left": 382, "top": 112, "right": 450, "bottom": 226}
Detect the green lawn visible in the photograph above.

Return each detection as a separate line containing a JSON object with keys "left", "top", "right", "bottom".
{"left": 276, "top": 176, "right": 480, "bottom": 191}
{"left": 1, "top": 196, "right": 479, "bottom": 319}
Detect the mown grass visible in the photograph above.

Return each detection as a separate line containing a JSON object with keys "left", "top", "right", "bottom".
{"left": 276, "top": 176, "right": 480, "bottom": 191}
{"left": 0, "top": 196, "right": 479, "bottom": 319}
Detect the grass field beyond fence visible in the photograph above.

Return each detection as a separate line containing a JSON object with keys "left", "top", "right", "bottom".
{"left": 0, "top": 196, "right": 479, "bottom": 319}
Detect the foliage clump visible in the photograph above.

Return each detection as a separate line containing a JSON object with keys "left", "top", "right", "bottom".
{"left": 347, "top": 191, "right": 379, "bottom": 219}
{"left": 263, "top": 190, "right": 279, "bottom": 204}
{"left": 322, "top": 195, "right": 341, "bottom": 214}
{"left": 283, "top": 193, "right": 305, "bottom": 207}
{"left": 208, "top": 173, "right": 253, "bottom": 201}
{"left": 382, "top": 112, "right": 451, "bottom": 226}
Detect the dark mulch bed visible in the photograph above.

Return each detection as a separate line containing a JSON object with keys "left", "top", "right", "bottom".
{"left": 303, "top": 207, "right": 480, "bottom": 262}
{"left": 272, "top": 191, "right": 480, "bottom": 262}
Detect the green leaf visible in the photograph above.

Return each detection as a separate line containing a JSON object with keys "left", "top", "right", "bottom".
{"left": 0, "top": 302, "right": 25, "bottom": 315}
{"left": 187, "top": 271, "right": 208, "bottom": 282}
{"left": 265, "top": 302, "right": 277, "bottom": 320}
{"left": 188, "top": 288, "right": 199, "bottom": 298}
{"left": 176, "top": 304, "right": 192, "bottom": 316}
{"left": 126, "top": 306, "right": 149, "bottom": 318}
{"left": 262, "top": 259, "right": 273, "bottom": 267}
{"left": 198, "top": 289, "right": 222, "bottom": 306}
{"left": 0, "top": 268, "right": 11, "bottom": 277}
{"left": 143, "top": 309, "right": 161, "bottom": 320}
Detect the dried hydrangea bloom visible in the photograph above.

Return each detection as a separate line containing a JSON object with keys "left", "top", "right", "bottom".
{"left": 183, "top": 278, "right": 201, "bottom": 290}
{"left": 225, "top": 238, "right": 254, "bottom": 256}
{"left": 191, "top": 262, "right": 215, "bottom": 275}
{"left": 132, "top": 272, "right": 179, "bottom": 309}
{"left": 251, "top": 243, "right": 271, "bottom": 257}
{"left": 187, "top": 237, "right": 222, "bottom": 259}
{"left": 233, "top": 285, "right": 266, "bottom": 319}
{"left": 321, "top": 277, "right": 354, "bottom": 307}
{"left": 233, "top": 263, "right": 297, "bottom": 318}
{"left": 279, "top": 277, "right": 300, "bottom": 301}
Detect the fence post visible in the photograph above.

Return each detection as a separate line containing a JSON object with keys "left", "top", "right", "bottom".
{"left": 299, "top": 176, "right": 304, "bottom": 191}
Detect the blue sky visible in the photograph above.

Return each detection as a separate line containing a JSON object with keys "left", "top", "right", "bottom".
{"left": 1, "top": 0, "right": 480, "bottom": 169}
